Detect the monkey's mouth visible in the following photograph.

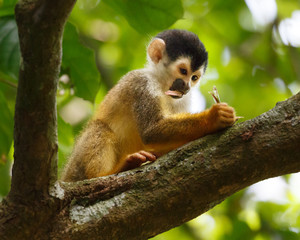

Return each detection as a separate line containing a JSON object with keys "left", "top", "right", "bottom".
{"left": 165, "top": 90, "right": 184, "bottom": 99}
{"left": 165, "top": 79, "right": 190, "bottom": 99}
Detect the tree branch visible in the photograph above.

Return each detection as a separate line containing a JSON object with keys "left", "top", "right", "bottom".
{"left": 49, "top": 92, "right": 300, "bottom": 240}
{"left": 10, "top": 0, "right": 76, "bottom": 204}
{"left": 0, "top": 0, "right": 75, "bottom": 239}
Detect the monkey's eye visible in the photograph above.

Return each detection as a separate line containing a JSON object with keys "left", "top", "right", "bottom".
{"left": 191, "top": 75, "right": 198, "bottom": 81}
{"left": 180, "top": 68, "right": 187, "bottom": 75}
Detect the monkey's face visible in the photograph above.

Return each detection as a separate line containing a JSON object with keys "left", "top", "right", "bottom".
{"left": 147, "top": 32, "right": 208, "bottom": 99}
{"left": 164, "top": 57, "right": 203, "bottom": 99}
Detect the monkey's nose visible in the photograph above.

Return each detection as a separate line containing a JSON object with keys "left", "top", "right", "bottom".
{"left": 170, "top": 78, "right": 190, "bottom": 94}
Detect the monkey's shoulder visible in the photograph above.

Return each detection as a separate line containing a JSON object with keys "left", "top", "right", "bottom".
{"left": 96, "top": 69, "right": 158, "bottom": 116}
{"left": 105, "top": 69, "right": 161, "bottom": 105}
{"left": 117, "top": 69, "right": 152, "bottom": 92}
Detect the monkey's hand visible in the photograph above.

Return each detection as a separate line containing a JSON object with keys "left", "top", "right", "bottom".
{"left": 120, "top": 151, "right": 157, "bottom": 172}
{"left": 208, "top": 103, "right": 236, "bottom": 131}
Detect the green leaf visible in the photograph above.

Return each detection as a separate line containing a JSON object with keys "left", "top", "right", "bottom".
{"left": 102, "top": 0, "right": 183, "bottom": 33}
{"left": 3, "top": 0, "right": 18, "bottom": 5}
{"left": 0, "top": 89, "right": 13, "bottom": 156}
{"left": 57, "top": 116, "right": 74, "bottom": 176}
{"left": 0, "top": 16, "right": 20, "bottom": 82}
{"left": 0, "top": 152, "right": 12, "bottom": 197}
{"left": 0, "top": 88, "right": 13, "bottom": 196}
{"left": 0, "top": 16, "right": 17, "bottom": 195}
{"left": 0, "top": 0, "right": 18, "bottom": 17}
{"left": 62, "top": 22, "right": 100, "bottom": 102}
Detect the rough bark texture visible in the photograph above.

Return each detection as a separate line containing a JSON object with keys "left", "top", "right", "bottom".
{"left": 11, "top": 0, "right": 75, "bottom": 204}
{"left": 0, "top": 0, "right": 299, "bottom": 239}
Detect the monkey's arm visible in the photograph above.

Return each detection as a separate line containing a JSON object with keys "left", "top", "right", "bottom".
{"left": 141, "top": 103, "right": 235, "bottom": 154}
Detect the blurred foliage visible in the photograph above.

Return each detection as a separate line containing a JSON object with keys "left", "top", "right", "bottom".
{"left": 0, "top": 0, "right": 300, "bottom": 239}
{"left": 62, "top": 22, "right": 100, "bottom": 102}
{"left": 102, "top": 0, "right": 183, "bottom": 33}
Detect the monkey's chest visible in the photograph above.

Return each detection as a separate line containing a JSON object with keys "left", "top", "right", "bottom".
{"left": 160, "top": 95, "right": 191, "bottom": 115}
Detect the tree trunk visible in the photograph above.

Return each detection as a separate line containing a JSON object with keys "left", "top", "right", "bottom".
{"left": 0, "top": 0, "right": 75, "bottom": 239}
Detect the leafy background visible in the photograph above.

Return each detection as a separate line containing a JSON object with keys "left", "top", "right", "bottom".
{"left": 0, "top": 0, "right": 300, "bottom": 239}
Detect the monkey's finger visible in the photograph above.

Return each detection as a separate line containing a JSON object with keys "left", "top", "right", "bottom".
{"left": 219, "top": 116, "right": 235, "bottom": 125}
{"left": 219, "top": 110, "right": 235, "bottom": 118}
{"left": 139, "top": 151, "right": 157, "bottom": 162}
{"left": 219, "top": 106, "right": 235, "bottom": 114}
{"left": 218, "top": 102, "right": 228, "bottom": 106}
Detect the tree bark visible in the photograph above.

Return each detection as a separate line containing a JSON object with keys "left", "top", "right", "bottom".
{"left": 0, "top": 0, "right": 75, "bottom": 239}
{"left": 0, "top": 0, "right": 299, "bottom": 239}
{"left": 11, "top": 0, "right": 76, "bottom": 204}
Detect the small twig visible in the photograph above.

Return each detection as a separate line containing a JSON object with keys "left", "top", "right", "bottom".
{"left": 208, "top": 86, "right": 220, "bottom": 103}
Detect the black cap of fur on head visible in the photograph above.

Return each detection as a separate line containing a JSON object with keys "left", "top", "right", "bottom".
{"left": 156, "top": 29, "right": 208, "bottom": 72}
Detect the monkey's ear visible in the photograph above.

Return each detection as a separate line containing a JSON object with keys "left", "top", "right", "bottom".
{"left": 147, "top": 38, "right": 166, "bottom": 64}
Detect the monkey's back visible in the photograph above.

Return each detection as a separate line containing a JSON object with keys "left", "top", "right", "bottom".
{"left": 95, "top": 69, "right": 152, "bottom": 152}
{"left": 61, "top": 70, "right": 155, "bottom": 181}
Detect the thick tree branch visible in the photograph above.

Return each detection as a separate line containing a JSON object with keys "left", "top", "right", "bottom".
{"left": 10, "top": 0, "right": 76, "bottom": 204}
{"left": 49, "top": 92, "right": 300, "bottom": 240}
{"left": 0, "top": 0, "right": 75, "bottom": 239}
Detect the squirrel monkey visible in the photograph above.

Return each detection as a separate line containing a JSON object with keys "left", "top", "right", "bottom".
{"left": 62, "top": 29, "right": 236, "bottom": 182}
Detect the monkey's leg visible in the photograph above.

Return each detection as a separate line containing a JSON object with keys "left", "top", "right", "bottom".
{"left": 61, "top": 120, "right": 120, "bottom": 180}
{"left": 86, "top": 141, "right": 120, "bottom": 178}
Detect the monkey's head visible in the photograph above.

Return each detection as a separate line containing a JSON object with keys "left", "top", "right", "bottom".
{"left": 147, "top": 29, "right": 208, "bottom": 99}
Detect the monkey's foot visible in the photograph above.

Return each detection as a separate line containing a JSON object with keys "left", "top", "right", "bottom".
{"left": 121, "top": 151, "right": 157, "bottom": 172}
